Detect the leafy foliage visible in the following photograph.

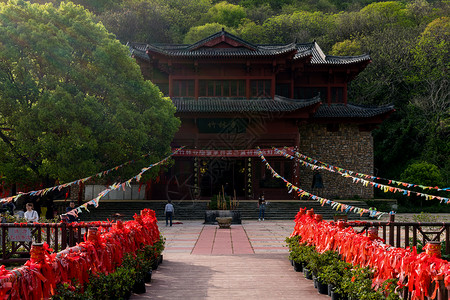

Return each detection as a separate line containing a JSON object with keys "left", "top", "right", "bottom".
{"left": 0, "top": 0, "right": 180, "bottom": 188}
{"left": 201, "top": 1, "right": 247, "bottom": 28}
{"left": 401, "top": 161, "right": 443, "bottom": 187}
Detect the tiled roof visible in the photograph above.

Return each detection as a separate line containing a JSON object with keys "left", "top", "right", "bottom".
{"left": 187, "top": 30, "right": 258, "bottom": 51}
{"left": 313, "top": 103, "right": 395, "bottom": 118}
{"left": 295, "top": 42, "right": 370, "bottom": 65}
{"left": 144, "top": 42, "right": 298, "bottom": 58}
{"left": 172, "top": 96, "right": 321, "bottom": 113}
{"left": 128, "top": 31, "right": 370, "bottom": 64}
{"left": 128, "top": 42, "right": 150, "bottom": 61}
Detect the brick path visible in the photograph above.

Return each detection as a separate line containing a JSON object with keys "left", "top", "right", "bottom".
{"left": 131, "top": 220, "right": 329, "bottom": 299}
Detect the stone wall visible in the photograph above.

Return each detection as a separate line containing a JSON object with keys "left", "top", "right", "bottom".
{"left": 298, "top": 123, "right": 374, "bottom": 199}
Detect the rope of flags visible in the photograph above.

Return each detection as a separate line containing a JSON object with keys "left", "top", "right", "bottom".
{"left": 0, "top": 151, "right": 164, "bottom": 204}
{"left": 275, "top": 148, "right": 450, "bottom": 204}
{"left": 284, "top": 147, "right": 447, "bottom": 192}
{"left": 64, "top": 147, "right": 184, "bottom": 219}
{"left": 257, "top": 148, "right": 387, "bottom": 219}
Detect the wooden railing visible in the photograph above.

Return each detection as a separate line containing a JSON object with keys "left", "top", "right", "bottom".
{"left": 0, "top": 223, "right": 112, "bottom": 264}
{"left": 330, "top": 215, "right": 449, "bottom": 300}
{"left": 346, "top": 215, "right": 450, "bottom": 255}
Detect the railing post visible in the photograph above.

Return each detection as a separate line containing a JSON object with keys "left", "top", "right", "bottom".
{"left": 77, "top": 226, "right": 82, "bottom": 244}
{"left": 37, "top": 224, "right": 42, "bottom": 243}
{"left": 2, "top": 226, "right": 6, "bottom": 260}
{"left": 54, "top": 224, "right": 59, "bottom": 252}
{"left": 389, "top": 214, "right": 395, "bottom": 246}
{"left": 68, "top": 226, "right": 74, "bottom": 247}
{"left": 61, "top": 222, "right": 67, "bottom": 249}
{"left": 438, "top": 278, "right": 447, "bottom": 300}
{"left": 46, "top": 225, "right": 51, "bottom": 245}
{"left": 404, "top": 225, "right": 409, "bottom": 249}
{"left": 446, "top": 225, "right": 450, "bottom": 255}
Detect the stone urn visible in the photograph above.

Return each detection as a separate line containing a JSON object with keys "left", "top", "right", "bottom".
{"left": 216, "top": 217, "right": 232, "bottom": 229}
{"left": 205, "top": 210, "right": 241, "bottom": 224}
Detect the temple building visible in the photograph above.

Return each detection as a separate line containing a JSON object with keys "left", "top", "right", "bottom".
{"left": 127, "top": 29, "right": 394, "bottom": 201}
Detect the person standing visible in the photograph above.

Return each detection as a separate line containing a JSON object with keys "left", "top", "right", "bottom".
{"left": 24, "top": 203, "right": 39, "bottom": 223}
{"left": 258, "top": 193, "right": 266, "bottom": 221}
{"left": 66, "top": 201, "right": 79, "bottom": 223}
{"left": 165, "top": 200, "right": 174, "bottom": 226}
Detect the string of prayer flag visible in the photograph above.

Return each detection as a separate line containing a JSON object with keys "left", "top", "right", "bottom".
{"left": 257, "top": 148, "right": 387, "bottom": 219}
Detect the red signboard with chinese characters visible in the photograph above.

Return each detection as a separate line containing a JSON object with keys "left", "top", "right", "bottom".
{"left": 172, "top": 148, "right": 293, "bottom": 157}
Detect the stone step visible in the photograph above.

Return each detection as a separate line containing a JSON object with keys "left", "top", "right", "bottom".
{"left": 55, "top": 200, "right": 371, "bottom": 222}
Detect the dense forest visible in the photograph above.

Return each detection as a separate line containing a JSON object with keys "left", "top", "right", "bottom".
{"left": 4, "top": 0, "right": 449, "bottom": 191}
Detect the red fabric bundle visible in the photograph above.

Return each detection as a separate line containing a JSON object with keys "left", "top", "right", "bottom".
{"left": 0, "top": 209, "right": 160, "bottom": 299}
{"left": 291, "top": 212, "right": 450, "bottom": 299}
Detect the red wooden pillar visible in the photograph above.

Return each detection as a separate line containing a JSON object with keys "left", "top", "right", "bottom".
{"left": 327, "top": 85, "right": 331, "bottom": 105}
{"left": 169, "top": 74, "right": 173, "bottom": 98}
{"left": 246, "top": 78, "right": 250, "bottom": 99}
{"left": 271, "top": 75, "right": 275, "bottom": 99}
{"left": 195, "top": 78, "right": 199, "bottom": 100}
{"left": 343, "top": 83, "right": 348, "bottom": 104}
{"left": 293, "top": 133, "right": 300, "bottom": 200}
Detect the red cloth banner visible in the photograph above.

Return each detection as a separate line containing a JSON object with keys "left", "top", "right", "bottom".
{"left": 0, "top": 209, "right": 161, "bottom": 300}
{"left": 172, "top": 147, "right": 293, "bottom": 157}
{"left": 291, "top": 211, "right": 450, "bottom": 300}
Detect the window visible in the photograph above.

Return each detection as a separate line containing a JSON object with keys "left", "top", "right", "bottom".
{"left": 85, "top": 185, "right": 145, "bottom": 200}
{"left": 331, "top": 87, "right": 344, "bottom": 103}
{"left": 172, "top": 80, "right": 194, "bottom": 97}
{"left": 199, "top": 80, "right": 246, "bottom": 97}
{"left": 276, "top": 84, "right": 290, "bottom": 98}
{"left": 251, "top": 80, "right": 271, "bottom": 97}
{"left": 294, "top": 87, "right": 327, "bottom": 101}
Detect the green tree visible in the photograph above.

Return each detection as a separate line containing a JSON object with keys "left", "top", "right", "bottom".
{"left": 0, "top": 0, "right": 180, "bottom": 189}
{"left": 98, "top": 0, "right": 174, "bottom": 44}
{"left": 163, "top": 0, "right": 213, "bottom": 42}
{"left": 330, "top": 39, "right": 363, "bottom": 55}
{"left": 401, "top": 161, "right": 443, "bottom": 188}
{"left": 407, "top": 17, "right": 449, "bottom": 178}
{"left": 253, "top": 10, "right": 332, "bottom": 44}
{"left": 201, "top": 1, "right": 247, "bottom": 28}
{"left": 238, "top": 0, "right": 294, "bottom": 10}
{"left": 184, "top": 23, "right": 237, "bottom": 44}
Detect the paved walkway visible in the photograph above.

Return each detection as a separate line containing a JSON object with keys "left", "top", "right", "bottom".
{"left": 131, "top": 220, "right": 329, "bottom": 299}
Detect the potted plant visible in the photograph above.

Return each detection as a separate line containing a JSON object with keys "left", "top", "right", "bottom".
{"left": 205, "top": 190, "right": 241, "bottom": 224}
{"left": 121, "top": 253, "right": 147, "bottom": 294}
{"left": 294, "top": 243, "right": 315, "bottom": 274}
{"left": 285, "top": 236, "right": 306, "bottom": 272}
{"left": 338, "top": 266, "right": 383, "bottom": 300}
{"left": 319, "top": 260, "right": 351, "bottom": 297}
{"left": 312, "top": 251, "right": 340, "bottom": 294}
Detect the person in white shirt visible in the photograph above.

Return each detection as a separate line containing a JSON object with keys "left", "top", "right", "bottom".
{"left": 24, "top": 203, "right": 39, "bottom": 223}
{"left": 164, "top": 200, "right": 174, "bottom": 226}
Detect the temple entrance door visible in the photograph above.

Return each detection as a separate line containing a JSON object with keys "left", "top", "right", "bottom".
{"left": 199, "top": 158, "right": 245, "bottom": 198}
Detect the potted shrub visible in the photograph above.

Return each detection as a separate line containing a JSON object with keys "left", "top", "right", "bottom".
{"left": 294, "top": 243, "right": 315, "bottom": 275}
{"left": 318, "top": 259, "right": 351, "bottom": 296}
{"left": 338, "top": 266, "right": 384, "bottom": 300}
{"left": 285, "top": 236, "right": 305, "bottom": 271}
{"left": 121, "top": 253, "right": 147, "bottom": 294}
{"left": 313, "top": 251, "right": 340, "bottom": 294}
{"left": 205, "top": 191, "right": 241, "bottom": 224}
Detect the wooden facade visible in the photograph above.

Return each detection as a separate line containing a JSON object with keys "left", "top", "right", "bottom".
{"left": 129, "top": 30, "right": 394, "bottom": 200}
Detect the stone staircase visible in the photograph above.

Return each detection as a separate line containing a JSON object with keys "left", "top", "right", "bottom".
{"left": 55, "top": 199, "right": 371, "bottom": 222}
